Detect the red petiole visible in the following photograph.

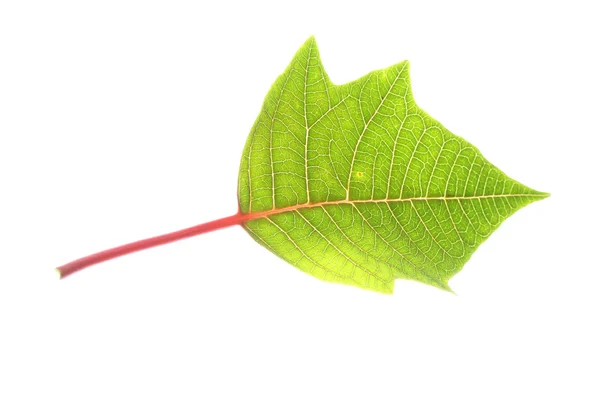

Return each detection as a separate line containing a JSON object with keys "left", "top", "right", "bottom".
{"left": 56, "top": 201, "right": 310, "bottom": 278}
{"left": 56, "top": 212, "right": 249, "bottom": 278}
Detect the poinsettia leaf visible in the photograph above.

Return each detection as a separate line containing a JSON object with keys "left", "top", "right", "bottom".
{"left": 237, "top": 37, "right": 547, "bottom": 294}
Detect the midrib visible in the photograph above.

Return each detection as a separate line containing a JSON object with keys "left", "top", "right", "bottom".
{"left": 241, "top": 192, "right": 548, "bottom": 222}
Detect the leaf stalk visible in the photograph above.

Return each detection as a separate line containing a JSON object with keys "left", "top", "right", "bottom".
{"left": 56, "top": 212, "right": 247, "bottom": 278}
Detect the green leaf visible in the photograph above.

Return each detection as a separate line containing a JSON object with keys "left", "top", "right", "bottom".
{"left": 239, "top": 36, "right": 547, "bottom": 294}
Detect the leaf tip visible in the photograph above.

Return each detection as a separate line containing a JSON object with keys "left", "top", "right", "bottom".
{"left": 304, "top": 35, "right": 317, "bottom": 47}
{"left": 437, "top": 279, "right": 456, "bottom": 295}
{"left": 443, "top": 285, "right": 457, "bottom": 296}
{"left": 530, "top": 190, "right": 550, "bottom": 203}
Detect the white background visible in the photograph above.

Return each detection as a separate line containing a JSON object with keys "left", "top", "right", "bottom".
{"left": 1, "top": 1, "right": 598, "bottom": 399}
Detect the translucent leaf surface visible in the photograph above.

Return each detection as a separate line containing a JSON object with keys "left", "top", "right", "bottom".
{"left": 238, "top": 37, "right": 547, "bottom": 293}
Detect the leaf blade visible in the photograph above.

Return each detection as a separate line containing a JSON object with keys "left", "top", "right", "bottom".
{"left": 238, "top": 37, "right": 547, "bottom": 293}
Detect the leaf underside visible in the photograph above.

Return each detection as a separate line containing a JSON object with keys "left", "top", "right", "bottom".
{"left": 238, "top": 37, "right": 547, "bottom": 294}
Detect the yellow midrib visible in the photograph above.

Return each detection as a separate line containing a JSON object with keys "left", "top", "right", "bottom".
{"left": 242, "top": 192, "right": 547, "bottom": 222}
